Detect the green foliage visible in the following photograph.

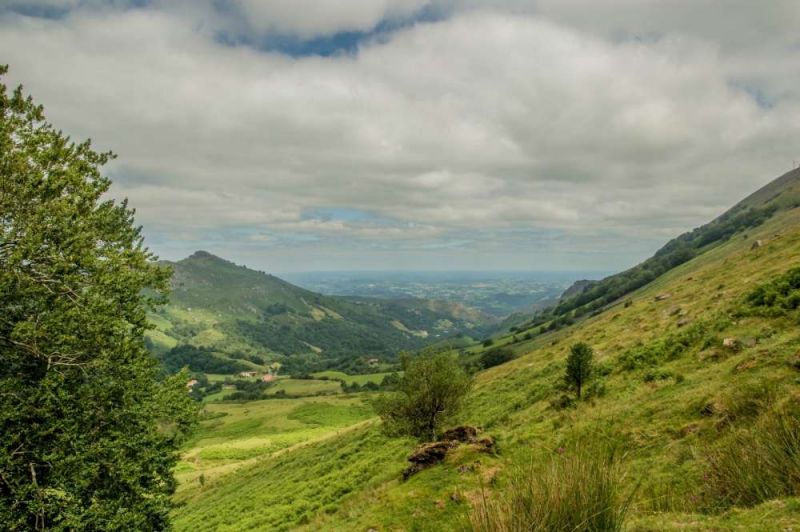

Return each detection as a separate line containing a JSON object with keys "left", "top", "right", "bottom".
{"left": 618, "top": 320, "right": 711, "bottom": 371}
{"left": 469, "top": 447, "right": 633, "bottom": 532}
{"left": 480, "top": 347, "right": 515, "bottom": 369}
{"left": 0, "top": 67, "right": 197, "bottom": 529}
{"left": 160, "top": 344, "right": 250, "bottom": 374}
{"left": 565, "top": 342, "right": 594, "bottom": 398}
{"left": 744, "top": 266, "right": 800, "bottom": 316}
{"left": 372, "top": 351, "right": 472, "bottom": 441}
{"left": 702, "top": 399, "right": 800, "bottom": 511}
{"left": 538, "top": 204, "right": 778, "bottom": 324}
{"left": 156, "top": 251, "right": 494, "bottom": 373}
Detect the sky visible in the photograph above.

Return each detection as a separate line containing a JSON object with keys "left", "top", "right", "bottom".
{"left": 1, "top": 0, "right": 798, "bottom": 273}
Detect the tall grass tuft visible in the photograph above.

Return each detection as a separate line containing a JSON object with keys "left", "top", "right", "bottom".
{"left": 469, "top": 447, "right": 633, "bottom": 532}
{"left": 702, "top": 398, "right": 800, "bottom": 511}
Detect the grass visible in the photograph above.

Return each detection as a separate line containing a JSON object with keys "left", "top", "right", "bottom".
{"left": 311, "top": 370, "right": 395, "bottom": 385}
{"left": 172, "top": 207, "right": 800, "bottom": 530}
{"left": 174, "top": 395, "right": 376, "bottom": 511}
{"left": 469, "top": 446, "right": 633, "bottom": 532}
{"left": 266, "top": 378, "right": 342, "bottom": 397}
{"left": 702, "top": 397, "right": 800, "bottom": 511}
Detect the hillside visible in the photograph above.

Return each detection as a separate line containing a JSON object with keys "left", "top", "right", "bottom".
{"left": 172, "top": 168, "right": 800, "bottom": 530}
{"left": 147, "top": 251, "right": 495, "bottom": 374}
{"left": 520, "top": 167, "right": 800, "bottom": 333}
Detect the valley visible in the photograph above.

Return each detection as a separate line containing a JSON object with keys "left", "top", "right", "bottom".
{"left": 169, "top": 168, "right": 800, "bottom": 531}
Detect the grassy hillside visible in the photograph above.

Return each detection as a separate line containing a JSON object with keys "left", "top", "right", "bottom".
{"left": 171, "top": 171, "right": 800, "bottom": 531}
{"left": 520, "top": 168, "right": 800, "bottom": 333}
{"left": 148, "top": 251, "right": 495, "bottom": 374}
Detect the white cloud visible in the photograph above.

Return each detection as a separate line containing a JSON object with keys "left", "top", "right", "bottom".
{"left": 0, "top": 3, "right": 797, "bottom": 270}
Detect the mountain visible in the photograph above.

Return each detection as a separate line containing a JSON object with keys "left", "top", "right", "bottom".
{"left": 146, "top": 251, "right": 495, "bottom": 373}
{"left": 172, "top": 166, "right": 800, "bottom": 530}
{"left": 518, "top": 167, "right": 800, "bottom": 333}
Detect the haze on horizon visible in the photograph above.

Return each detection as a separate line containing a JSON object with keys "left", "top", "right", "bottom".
{"left": 1, "top": 0, "right": 798, "bottom": 273}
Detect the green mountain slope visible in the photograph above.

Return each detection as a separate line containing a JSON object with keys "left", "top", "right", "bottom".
{"left": 523, "top": 167, "right": 800, "bottom": 332}
{"left": 147, "top": 251, "right": 495, "bottom": 373}
{"left": 172, "top": 168, "right": 800, "bottom": 531}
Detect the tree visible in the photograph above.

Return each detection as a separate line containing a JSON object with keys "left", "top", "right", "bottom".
{"left": 373, "top": 351, "right": 472, "bottom": 441}
{"left": 565, "top": 342, "right": 594, "bottom": 398}
{"left": 0, "top": 66, "right": 197, "bottom": 529}
{"left": 480, "top": 347, "right": 514, "bottom": 369}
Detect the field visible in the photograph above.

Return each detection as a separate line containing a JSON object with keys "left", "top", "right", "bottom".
{"left": 311, "top": 370, "right": 395, "bottom": 386}
{"left": 266, "top": 378, "right": 343, "bottom": 396}
{"left": 172, "top": 207, "right": 800, "bottom": 530}
{"left": 173, "top": 395, "right": 376, "bottom": 523}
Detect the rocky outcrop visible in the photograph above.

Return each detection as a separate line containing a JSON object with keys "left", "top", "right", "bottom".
{"left": 402, "top": 426, "right": 495, "bottom": 480}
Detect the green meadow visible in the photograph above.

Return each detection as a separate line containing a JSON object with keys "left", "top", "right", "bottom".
{"left": 173, "top": 206, "right": 800, "bottom": 531}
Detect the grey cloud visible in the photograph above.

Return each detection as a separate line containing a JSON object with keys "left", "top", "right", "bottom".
{"left": 0, "top": 3, "right": 797, "bottom": 270}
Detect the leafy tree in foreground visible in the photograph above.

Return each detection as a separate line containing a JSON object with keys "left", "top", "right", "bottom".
{"left": 565, "top": 342, "right": 594, "bottom": 398}
{"left": 373, "top": 351, "right": 472, "bottom": 441}
{"left": 0, "top": 66, "right": 197, "bottom": 530}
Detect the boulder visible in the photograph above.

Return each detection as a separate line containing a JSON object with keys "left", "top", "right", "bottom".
{"left": 654, "top": 293, "right": 672, "bottom": 302}
{"left": 722, "top": 338, "right": 737, "bottom": 348}
{"left": 441, "top": 426, "right": 478, "bottom": 442}
{"left": 751, "top": 240, "right": 763, "bottom": 250}
{"left": 403, "top": 441, "right": 457, "bottom": 480}
{"left": 666, "top": 305, "right": 682, "bottom": 317}
{"left": 471, "top": 437, "right": 495, "bottom": 453}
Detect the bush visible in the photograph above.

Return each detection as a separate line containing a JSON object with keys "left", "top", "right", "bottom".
{"left": 372, "top": 351, "right": 472, "bottom": 441}
{"left": 744, "top": 266, "right": 800, "bottom": 316}
{"left": 480, "top": 348, "right": 514, "bottom": 369}
{"left": 469, "top": 447, "right": 632, "bottom": 532}
{"left": 701, "top": 399, "right": 800, "bottom": 511}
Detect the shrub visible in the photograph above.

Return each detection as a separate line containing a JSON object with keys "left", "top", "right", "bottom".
{"left": 480, "top": 348, "right": 515, "bottom": 369}
{"left": 469, "top": 447, "right": 632, "bottom": 532}
{"left": 701, "top": 399, "right": 800, "bottom": 511}
{"left": 372, "top": 351, "right": 472, "bottom": 441}
{"left": 744, "top": 266, "right": 800, "bottom": 316}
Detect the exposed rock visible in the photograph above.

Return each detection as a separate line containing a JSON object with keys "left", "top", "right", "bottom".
{"left": 441, "top": 426, "right": 478, "bottom": 443}
{"left": 742, "top": 337, "right": 757, "bottom": 348}
{"left": 751, "top": 239, "right": 763, "bottom": 250}
{"left": 735, "top": 358, "right": 758, "bottom": 372}
{"left": 471, "top": 437, "right": 496, "bottom": 454}
{"left": 679, "top": 422, "right": 701, "bottom": 437}
{"left": 654, "top": 293, "right": 672, "bottom": 302}
{"left": 457, "top": 463, "right": 476, "bottom": 474}
{"left": 403, "top": 441, "right": 458, "bottom": 480}
{"left": 666, "top": 305, "right": 682, "bottom": 317}
{"left": 722, "top": 338, "right": 741, "bottom": 350}
{"left": 560, "top": 279, "right": 596, "bottom": 300}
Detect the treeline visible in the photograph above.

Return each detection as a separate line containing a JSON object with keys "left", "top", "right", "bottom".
{"left": 159, "top": 344, "right": 251, "bottom": 374}
{"left": 528, "top": 204, "right": 777, "bottom": 329}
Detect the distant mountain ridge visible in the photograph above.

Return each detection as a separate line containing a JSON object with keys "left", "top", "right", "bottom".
{"left": 524, "top": 167, "right": 800, "bottom": 330}
{"left": 147, "top": 251, "right": 496, "bottom": 373}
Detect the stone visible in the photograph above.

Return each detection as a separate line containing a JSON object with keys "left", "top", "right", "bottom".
{"left": 441, "top": 426, "right": 478, "bottom": 443}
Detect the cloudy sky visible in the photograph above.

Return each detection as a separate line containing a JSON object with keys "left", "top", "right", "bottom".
{"left": 1, "top": 1, "right": 798, "bottom": 273}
